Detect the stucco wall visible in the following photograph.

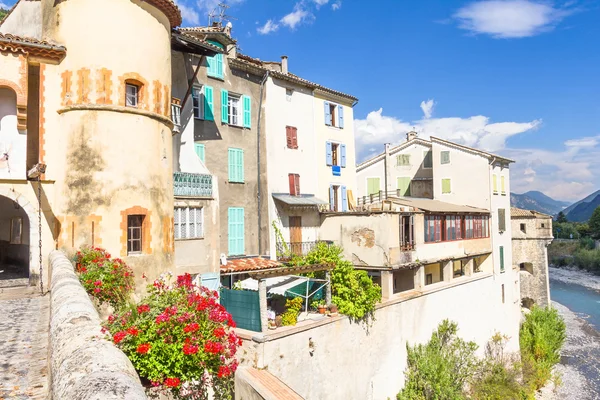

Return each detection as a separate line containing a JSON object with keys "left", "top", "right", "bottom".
{"left": 240, "top": 274, "right": 520, "bottom": 400}
{"left": 48, "top": 250, "right": 147, "bottom": 400}
{"left": 0, "top": 0, "right": 42, "bottom": 38}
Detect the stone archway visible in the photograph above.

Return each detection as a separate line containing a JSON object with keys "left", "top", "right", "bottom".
{"left": 0, "top": 187, "right": 39, "bottom": 287}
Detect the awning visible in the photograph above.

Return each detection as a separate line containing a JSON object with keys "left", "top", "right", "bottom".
{"left": 385, "top": 197, "right": 490, "bottom": 214}
{"left": 272, "top": 193, "right": 329, "bottom": 207}
{"left": 240, "top": 275, "right": 326, "bottom": 296}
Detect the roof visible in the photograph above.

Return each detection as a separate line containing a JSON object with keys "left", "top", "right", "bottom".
{"left": 144, "top": 0, "right": 182, "bottom": 27}
{"left": 272, "top": 194, "right": 329, "bottom": 207}
{"left": 221, "top": 257, "right": 283, "bottom": 274}
{"left": 180, "top": 26, "right": 237, "bottom": 45}
{"left": 511, "top": 207, "right": 552, "bottom": 219}
{"left": 0, "top": 33, "right": 66, "bottom": 62}
{"left": 357, "top": 138, "right": 431, "bottom": 171}
{"left": 171, "top": 30, "right": 224, "bottom": 55}
{"left": 386, "top": 196, "right": 490, "bottom": 214}
{"left": 240, "top": 276, "right": 313, "bottom": 296}
{"left": 430, "top": 137, "right": 515, "bottom": 164}
{"left": 230, "top": 55, "right": 358, "bottom": 103}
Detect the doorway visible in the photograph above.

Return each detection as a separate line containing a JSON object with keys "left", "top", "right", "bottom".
{"left": 289, "top": 216, "right": 302, "bottom": 255}
{"left": 0, "top": 194, "right": 30, "bottom": 286}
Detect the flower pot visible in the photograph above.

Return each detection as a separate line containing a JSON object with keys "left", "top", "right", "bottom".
{"left": 318, "top": 305, "right": 326, "bottom": 314}
{"left": 329, "top": 304, "right": 338, "bottom": 314}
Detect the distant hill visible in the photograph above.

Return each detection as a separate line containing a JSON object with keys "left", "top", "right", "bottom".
{"left": 562, "top": 190, "right": 600, "bottom": 222}
{"left": 510, "top": 191, "right": 570, "bottom": 216}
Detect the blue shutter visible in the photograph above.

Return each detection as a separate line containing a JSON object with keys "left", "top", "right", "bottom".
{"left": 204, "top": 86, "right": 214, "bottom": 121}
{"left": 239, "top": 149, "right": 244, "bottom": 182}
{"left": 194, "top": 143, "right": 205, "bottom": 163}
{"left": 341, "top": 186, "right": 348, "bottom": 212}
{"left": 228, "top": 208, "right": 235, "bottom": 255}
{"left": 238, "top": 208, "right": 245, "bottom": 255}
{"left": 329, "top": 185, "right": 335, "bottom": 211}
{"left": 216, "top": 54, "right": 224, "bottom": 78}
{"left": 200, "top": 272, "right": 220, "bottom": 291}
{"left": 221, "top": 89, "right": 228, "bottom": 123}
{"left": 228, "top": 207, "right": 245, "bottom": 256}
{"left": 340, "top": 144, "right": 347, "bottom": 167}
{"left": 338, "top": 105, "right": 344, "bottom": 128}
{"left": 207, "top": 55, "right": 215, "bottom": 77}
{"left": 242, "top": 95, "right": 251, "bottom": 128}
{"left": 326, "top": 141, "right": 333, "bottom": 166}
{"left": 228, "top": 149, "right": 235, "bottom": 182}
{"left": 324, "top": 101, "right": 331, "bottom": 126}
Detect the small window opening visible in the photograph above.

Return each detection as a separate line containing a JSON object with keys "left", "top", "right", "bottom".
{"left": 125, "top": 83, "right": 139, "bottom": 107}
{"left": 520, "top": 223, "right": 526, "bottom": 233}
{"left": 127, "top": 215, "right": 144, "bottom": 254}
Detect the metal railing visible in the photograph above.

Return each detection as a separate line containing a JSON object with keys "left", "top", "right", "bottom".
{"left": 357, "top": 190, "right": 413, "bottom": 207}
{"left": 276, "top": 241, "right": 332, "bottom": 261}
{"left": 173, "top": 172, "right": 213, "bottom": 198}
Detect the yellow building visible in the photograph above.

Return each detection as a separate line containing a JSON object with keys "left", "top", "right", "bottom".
{"left": 0, "top": 0, "right": 183, "bottom": 289}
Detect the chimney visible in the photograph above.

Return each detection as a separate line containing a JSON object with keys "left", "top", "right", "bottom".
{"left": 281, "top": 55, "right": 288, "bottom": 74}
{"left": 407, "top": 131, "right": 417, "bottom": 141}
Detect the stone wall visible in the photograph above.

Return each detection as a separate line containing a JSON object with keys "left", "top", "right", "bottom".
{"left": 48, "top": 250, "right": 147, "bottom": 400}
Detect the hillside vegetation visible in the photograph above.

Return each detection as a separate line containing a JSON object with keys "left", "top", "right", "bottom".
{"left": 510, "top": 191, "right": 570, "bottom": 215}
{"left": 0, "top": 8, "right": 8, "bottom": 21}
{"left": 562, "top": 190, "right": 600, "bottom": 222}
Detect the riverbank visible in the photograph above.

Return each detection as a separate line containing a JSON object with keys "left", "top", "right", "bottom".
{"left": 549, "top": 266, "right": 600, "bottom": 292}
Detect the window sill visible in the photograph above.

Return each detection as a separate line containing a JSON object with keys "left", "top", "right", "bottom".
{"left": 126, "top": 252, "right": 146, "bottom": 257}
{"left": 223, "top": 123, "right": 249, "bottom": 130}
{"left": 207, "top": 75, "right": 225, "bottom": 81}
{"left": 501, "top": 193, "right": 506, "bottom": 196}
{"left": 228, "top": 181, "right": 245, "bottom": 184}
{"left": 175, "top": 237, "right": 205, "bottom": 242}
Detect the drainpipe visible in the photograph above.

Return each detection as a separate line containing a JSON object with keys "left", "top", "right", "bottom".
{"left": 257, "top": 70, "right": 270, "bottom": 255}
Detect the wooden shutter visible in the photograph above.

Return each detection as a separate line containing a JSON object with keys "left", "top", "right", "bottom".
{"left": 243, "top": 95, "right": 251, "bottom": 128}
{"left": 442, "top": 179, "right": 451, "bottom": 194}
{"left": 286, "top": 126, "right": 293, "bottom": 148}
{"left": 292, "top": 127, "right": 298, "bottom": 148}
{"left": 498, "top": 208, "right": 506, "bottom": 231}
{"left": 295, "top": 174, "right": 300, "bottom": 196}
{"left": 329, "top": 185, "right": 335, "bottom": 211}
{"left": 216, "top": 54, "right": 223, "bottom": 78}
{"left": 324, "top": 101, "right": 331, "bottom": 126}
{"left": 341, "top": 186, "right": 348, "bottom": 211}
{"left": 501, "top": 176, "right": 505, "bottom": 194}
{"left": 289, "top": 173, "right": 296, "bottom": 195}
{"left": 338, "top": 105, "right": 344, "bottom": 128}
{"left": 441, "top": 151, "right": 450, "bottom": 164}
{"left": 204, "top": 86, "right": 214, "bottom": 121}
{"left": 221, "top": 89, "right": 228, "bottom": 123}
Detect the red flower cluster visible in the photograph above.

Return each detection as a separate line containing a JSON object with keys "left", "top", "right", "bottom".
{"left": 127, "top": 326, "right": 139, "bottom": 336}
{"left": 137, "top": 304, "right": 150, "bottom": 314}
{"left": 183, "top": 343, "right": 199, "bottom": 355}
{"left": 164, "top": 377, "right": 181, "bottom": 388}
{"left": 137, "top": 343, "right": 151, "bottom": 354}
{"left": 183, "top": 322, "right": 199, "bottom": 333}
{"left": 204, "top": 340, "right": 224, "bottom": 354}
{"left": 155, "top": 313, "right": 170, "bottom": 324}
{"left": 113, "top": 331, "right": 127, "bottom": 344}
{"left": 218, "top": 365, "right": 232, "bottom": 378}
{"left": 213, "top": 327, "right": 226, "bottom": 338}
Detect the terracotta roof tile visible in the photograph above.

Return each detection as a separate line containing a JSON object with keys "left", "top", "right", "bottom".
{"left": 511, "top": 207, "right": 552, "bottom": 219}
{"left": 221, "top": 257, "right": 283, "bottom": 274}
{"left": 0, "top": 33, "right": 66, "bottom": 61}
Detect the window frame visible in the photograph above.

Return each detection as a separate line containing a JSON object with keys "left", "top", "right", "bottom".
{"left": 440, "top": 150, "right": 451, "bottom": 165}
{"left": 396, "top": 154, "right": 411, "bottom": 166}
{"left": 423, "top": 150, "right": 433, "bottom": 169}
{"left": 425, "top": 214, "right": 490, "bottom": 243}
{"left": 228, "top": 93, "right": 242, "bottom": 126}
{"left": 125, "top": 83, "right": 139, "bottom": 108}
{"left": 174, "top": 206, "right": 204, "bottom": 240}
{"left": 127, "top": 215, "right": 144, "bottom": 255}
{"left": 191, "top": 85, "right": 204, "bottom": 119}
{"left": 286, "top": 126, "right": 298, "bottom": 149}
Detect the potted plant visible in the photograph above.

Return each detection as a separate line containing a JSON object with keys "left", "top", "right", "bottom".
{"left": 328, "top": 304, "right": 338, "bottom": 316}
{"left": 311, "top": 299, "right": 326, "bottom": 314}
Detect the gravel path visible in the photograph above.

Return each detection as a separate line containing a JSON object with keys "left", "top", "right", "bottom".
{"left": 0, "top": 292, "right": 50, "bottom": 399}
{"left": 537, "top": 301, "right": 600, "bottom": 400}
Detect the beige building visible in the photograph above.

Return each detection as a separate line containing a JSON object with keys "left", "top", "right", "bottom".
{"left": 0, "top": 0, "right": 183, "bottom": 289}
{"left": 511, "top": 207, "right": 553, "bottom": 308}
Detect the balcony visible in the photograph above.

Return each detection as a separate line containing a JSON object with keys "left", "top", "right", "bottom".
{"left": 173, "top": 172, "right": 213, "bottom": 198}
{"left": 276, "top": 241, "right": 332, "bottom": 261}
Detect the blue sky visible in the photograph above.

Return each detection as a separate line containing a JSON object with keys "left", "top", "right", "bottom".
{"left": 2, "top": 0, "right": 599, "bottom": 202}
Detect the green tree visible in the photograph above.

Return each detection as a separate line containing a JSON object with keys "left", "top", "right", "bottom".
{"left": 576, "top": 223, "right": 591, "bottom": 238}
{"left": 556, "top": 211, "right": 567, "bottom": 223}
{"left": 589, "top": 206, "right": 600, "bottom": 239}
{"left": 0, "top": 9, "right": 8, "bottom": 21}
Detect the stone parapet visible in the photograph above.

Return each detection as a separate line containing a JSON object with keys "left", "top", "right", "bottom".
{"left": 48, "top": 250, "right": 147, "bottom": 400}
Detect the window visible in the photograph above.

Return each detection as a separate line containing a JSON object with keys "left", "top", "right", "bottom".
{"left": 286, "top": 126, "right": 298, "bottom": 149}
{"left": 324, "top": 101, "right": 344, "bottom": 128}
{"left": 541, "top": 223, "right": 546, "bottom": 228}
{"left": 445, "top": 215, "right": 462, "bottom": 241}
{"left": 10, "top": 217, "right": 22, "bottom": 244}
{"left": 396, "top": 154, "right": 410, "bottom": 166}
{"left": 329, "top": 185, "right": 348, "bottom": 212}
{"left": 520, "top": 223, "right": 526, "bottom": 233}
{"left": 427, "top": 214, "right": 488, "bottom": 242}
{"left": 501, "top": 176, "right": 506, "bottom": 195}
{"left": 426, "top": 274, "right": 433, "bottom": 285}
{"left": 286, "top": 88, "right": 293, "bottom": 102}
{"left": 127, "top": 215, "right": 144, "bottom": 254}
{"left": 367, "top": 177, "right": 381, "bottom": 196}
{"left": 500, "top": 246, "right": 505, "bottom": 272}
{"left": 289, "top": 173, "right": 300, "bottom": 196}
{"left": 228, "top": 148, "right": 244, "bottom": 183}
{"left": 423, "top": 150, "right": 432, "bottom": 168}
{"left": 326, "top": 141, "right": 347, "bottom": 168}
{"left": 441, "top": 151, "right": 450, "bottom": 164}
{"left": 424, "top": 215, "right": 442, "bottom": 242}
{"left": 453, "top": 260, "right": 464, "bottom": 278}
{"left": 207, "top": 40, "right": 224, "bottom": 79}
{"left": 501, "top": 284, "right": 505, "bottom": 303}
{"left": 498, "top": 208, "right": 506, "bottom": 232}
{"left": 493, "top": 175, "right": 498, "bottom": 194}
{"left": 221, "top": 90, "right": 250, "bottom": 128}
{"left": 228, "top": 207, "right": 245, "bottom": 256}
{"left": 228, "top": 93, "right": 241, "bottom": 126}
{"left": 442, "top": 179, "right": 451, "bottom": 194}
{"left": 194, "top": 143, "right": 205, "bottom": 164}
{"left": 174, "top": 207, "right": 204, "bottom": 239}
{"left": 125, "top": 83, "right": 139, "bottom": 107}
{"left": 397, "top": 177, "right": 411, "bottom": 196}
{"left": 192, "top": 86, "right": 204, "bottom": 119}
{"left": 171, "top": 98, "right": 181, "bottom": 126}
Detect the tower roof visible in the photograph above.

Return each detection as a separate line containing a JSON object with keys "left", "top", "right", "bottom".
{"left": 144, "top": 0, "right": 182, "bottom": 27}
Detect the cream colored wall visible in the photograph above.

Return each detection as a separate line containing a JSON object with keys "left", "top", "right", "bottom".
{"left": 424, "top": 263, "right": 441, "bottom": 284}
{"left": 0, "top": 0, "right": 42, "bottom": 38}
{"left": 314, "top": 95, "right": 357, "bottom": 207}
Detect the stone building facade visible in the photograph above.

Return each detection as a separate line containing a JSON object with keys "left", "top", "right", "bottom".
{"left": 511, "top": 207, "right": 553, "bottom": 308}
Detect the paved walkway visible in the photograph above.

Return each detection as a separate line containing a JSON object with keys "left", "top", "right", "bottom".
{"left": 0, "top": 289, "right": 50, "bottom": 400}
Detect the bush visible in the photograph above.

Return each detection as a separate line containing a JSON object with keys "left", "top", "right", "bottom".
{"left": 296, "top": 242, "right": 382, "bottom": 320}
{"left": 520, "top": 306, "right": 566, "bottom": 391}
{"left": 397, "top": 320, "right": 479, "bottom": 400}
{"left": 281, "top": 297, "right": 304, "bottom": 326}
{"left": 104, "top": 273, "right": 241, "bottom": 400}
{"left": 74, "top": 247, "right": 134, "bottom": 309}
{"left": 579, "top": 237, "right": 596, "bottom": 250}
{"left": 573, "top": 248, "right": 600, "bottom": 273}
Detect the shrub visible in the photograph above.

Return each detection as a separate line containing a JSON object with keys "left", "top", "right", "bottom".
{"left": 281, "top": 297, "right": 304, "bottom": 326}
{"left": 520, "top": 306, "right": 566, "bottom": 391}
{"left": 573, "top": 248, "right": 600, "bottom": 273}
{"left": 75, "top": 247, "right": 134, "bottom": 309}
{"left": 104, "top": 273, "right": 241, "bottom": 400}
{"left": 397, "top": 320, "right": 479, "bottom": 400}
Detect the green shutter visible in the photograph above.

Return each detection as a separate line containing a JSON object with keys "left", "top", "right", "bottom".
{"left": 207, "top": 40, "right": 224, "bottom": 79}
{"left": 228, "top": 207, "right": 245, "bottom": 255}
{"left": 397, "top": 177, "right": 411, "bottom": 196}
{"left": 493, "top": 175, "right": 498, "bottom": 193}
{"left": 424, "top": 151, "right": 432, "bottom": 168}
{"left": 498, "top": 208, "right": 506, "bottom": 231}
{"left": 194, "top": 143, "right": 205, "bottom": 163}
{"left": 216, "top": 54, "right": 224, "bottom": 78}
{"left": 441, "top": 151, "right": 450, "bottom": 164}
{"left": 204, "top": 86, "right": 214, "bottom": 121}
{"left": 442, "top": 179, "right": 451, "bottom": 194}
{"left": 221, "top": 89, "right": 229, "bottom": 123}
{"left": 396, "top": 154, "right": 410, "bottom": 166}
{"left": 242, "top": 95, "right": 251, "bottom": 128}
{"left": 228, "top": 148, "right": 244, "bottom": 183}
{"left": 367, "top": 178, "right": 381, "bottom": 195}
{"left": 500, "top": 246, "right": 505, "bottom": 272}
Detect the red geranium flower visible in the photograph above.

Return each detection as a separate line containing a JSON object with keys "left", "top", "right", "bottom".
{"left": 137, "top": 343, "right": 151, "bottom": 354}
{"left": 213, "top": 327, "right": 226, "bottom": 338}
{"left": 113, "top": 331, "right": 127, "bottom": 344}
{"left": 164, "top": 377, "right": 180, "bottom": 388}
{"left": 93, "top": 280, "right": 102, "bottom": 286}
{"left": 155, "top": 313, "right": 169, "bottom": 324}
{"left": 127, "top": 326, "right": 139, "bottom": 336}
{"left": 183, "top": 322, "right": 199, "bottom": 333}
{"left": 217, "top": 365, "right": 231, "bottom": 379}
{"left": 137, "top": 304, "right": 150, "bottom": 314}
{"left": 182, "top": 343, "right": 198, "bottom": 355}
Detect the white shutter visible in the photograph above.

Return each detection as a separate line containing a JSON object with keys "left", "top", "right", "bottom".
{"left": 188, "top": 208, "right": 196, "bottom": 238}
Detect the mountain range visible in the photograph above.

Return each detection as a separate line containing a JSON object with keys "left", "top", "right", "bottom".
{"left": 510, "top": 191, "right": 570, "bottom": 216}
{"left": 560, "top": 190, "right": 600, "bottom": 222}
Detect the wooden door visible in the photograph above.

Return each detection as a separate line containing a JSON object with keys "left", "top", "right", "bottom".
{"left": 289, "top": 216, "right": 302, "bottom": 255}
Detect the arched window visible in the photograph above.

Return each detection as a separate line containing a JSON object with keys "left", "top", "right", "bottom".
{"left": 0, "top": 88, "right": 18, "bottom": 169}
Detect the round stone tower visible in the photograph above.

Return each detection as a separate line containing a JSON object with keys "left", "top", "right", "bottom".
{"left": 40, "top": 0, "right": 181, "bottom": 283}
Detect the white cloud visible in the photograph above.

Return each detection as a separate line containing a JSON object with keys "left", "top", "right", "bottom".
{"left": 453, "top": 0, "right": 574, "bottom": 38}
{"left": 257, "top": 19, "right": 279, "bottom": 35}
{"left": 280, "top": 5, "right": 312, "bottom": 29}
{"left": 0, "top": 2, "right": 9, "bottom": 10}
{"left": 564, "top": 136, "right": 600, "bottom": 148}
{"left": 420, "top": 99, "right": 435, "bottom": 119}
{"left": 194, "top": 0, "right": 244, "bottom": 14}
{"left": 176, "top": 2, "right": 200, "bottom": 25}
{"left": 314, "top": 0, "right": 329, "bottom": 8}
{"left": 332, "top": 1, "right": 342, "bottom": 10}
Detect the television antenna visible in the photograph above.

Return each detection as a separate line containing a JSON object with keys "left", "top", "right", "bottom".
{"left": 208, "top": 3, "right": 237, "bottom": 27}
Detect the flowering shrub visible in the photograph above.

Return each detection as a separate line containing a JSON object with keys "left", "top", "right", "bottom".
{"left": 74, "top": 247, "right": 135, "bottom": 309}
{"left": 104, "top": 273, "right": 242, "bottom": 400}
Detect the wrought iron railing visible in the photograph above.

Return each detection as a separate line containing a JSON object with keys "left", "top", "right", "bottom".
{"left": 276, "top": 241, "right": 332, "bottom": 261}
{"left": 173, "top": 172, "right": 213, "bottom": 198}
